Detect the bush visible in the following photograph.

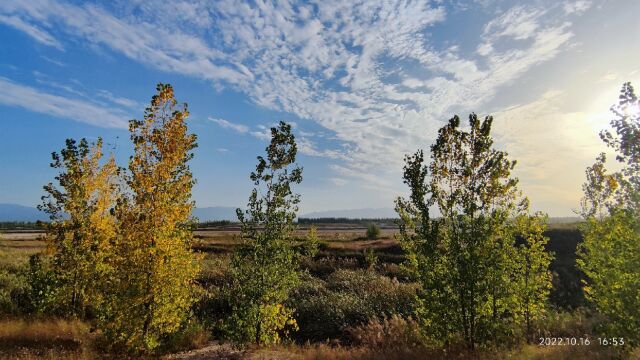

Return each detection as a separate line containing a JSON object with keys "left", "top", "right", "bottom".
{"left": 347, "top": 315, "right": 424, "bottom": 349}
{"left": 531, "top": 307, "right": 604, "bottom": 339}
{"left": 303, "top": 257, "right": 360, "bottom": 278}
{"left": 158, "top": 320, "right": 210, "bottom": 354}
{"left": 0, "top": 254, "right": 59, "bottom": 316}
{"left": 289, "top": 270, "right": 417, "bottom": 342}
{"left": 366, "top": 223, "right": 380, "bottom": 240}
{"left": 0, "top": 265, "right": 28, "bottom": 315}
{"left": 363, "top": 248, "right": 377, "bottom": 269}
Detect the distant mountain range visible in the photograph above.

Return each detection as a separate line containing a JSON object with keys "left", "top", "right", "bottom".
{"left": 0, "top": 204, "right": 48, "bottom": 222}
{"left": 0, "top": 204, "right": 582, "bottom": 223}
{"left": 193, "top": 207, "right": 238, "bottom": 221}
{"left": 299, "top": 207, "right": 398, "bottom": 219}
{"left": 0, "top": 204, "right": 240, "bottom": 222}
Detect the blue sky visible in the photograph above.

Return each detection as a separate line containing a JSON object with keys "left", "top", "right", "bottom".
{"left": 0, "top": 0, "right": 638, "bottom": 216}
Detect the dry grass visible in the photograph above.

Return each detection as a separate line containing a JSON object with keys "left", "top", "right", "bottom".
{"left": 0, "top": 318, "right": 99, "bottom": 359}
{"left": 286, "top": 343, "right": 626, "bottom": 360}
{"left": 0, "top": 234, "right": 46, "bottom": 271}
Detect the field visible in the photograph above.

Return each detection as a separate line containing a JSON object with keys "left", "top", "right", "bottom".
{"left": 0, "top": 223, "right": 636, "bottom": 359}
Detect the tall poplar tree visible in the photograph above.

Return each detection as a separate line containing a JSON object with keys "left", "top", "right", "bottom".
{"left": 39, "top": 138, "right": 119, "bottom": 317}
{"left": 226, "top": 121, "right": 309, "bottom": 345}
{"left": 396, "top": 114, "right": 551, "bottom": 348}
{"left": 103, "top": 84, "right": 200, "bottom": 351}
{"left": 511, "top": 214, "right": 552, "bottom": 341}
{"left": 578, "top": 82, "right": 640, "bottom": 345}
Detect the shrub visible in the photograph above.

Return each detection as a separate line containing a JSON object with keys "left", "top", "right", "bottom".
{"left": 363, "top": 248, "right": 378, "bottom": 270}
{"left": 0, "top": 269, "right": 26, "bottom": 315}
{"left": 303, "top": 257, "right": 360, "bottom": 278}
{"left": 289, "top": 270, "right": 417, "bottom": 342}
{"left": 365, "top": 223, "right": 380, "bottom": 240}
{"left": 531, "top": 307, "right": 604, "bottom": 339}
{"left": 158, "top": 320, "right": 210, "bottom": 354}
{"left": 347, "top": 315, "right": 423, "bottom": 349}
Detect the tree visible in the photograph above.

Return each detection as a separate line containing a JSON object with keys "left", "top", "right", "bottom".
{"left": 578, "top": 82, "right": 640, "bottom": 345}
{"left": 103, "top": 84, "right": 200, "bottom": 352}
{"left": 226, "top": 121, "right": 312, "bottom": 345}
{"left": 366, "top": 223, "right": 380, "bottom": 239}
{"left": 511, "top": 214, "right": 553, "bottom": 341}
{"left": 396, "top": 114, "right": 551, "bottom": 348}
{"left": 38, "top": 138, "right": 119, "bottom": 317}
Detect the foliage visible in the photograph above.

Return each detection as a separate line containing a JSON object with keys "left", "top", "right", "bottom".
{"left": 365, "top": 223, "right": 380, "bottom": 240}
{"left": 511, "top": 214, "right": 553, "bottom": 341}
{"left": 22, "top": 254, "right": 57, "bottom": 314}
{"left": 0, "top": 264, "right": 29, "bottom": 315}
{"left": 578, "top": 209, "right": 640, "bottom": 345}
{"left": 37, "top": 138, "right": 119, "bottom": 318}
{"left": 396, "top": 114, "right": 552, "bottom": 348}
{"left": 290, "top": 269, "right": 417, "bottom": 341}
{"left": 363, "top": 248, "right": 378, "bottom": 270}
{"left": 225, "top": 121, "right": 309, "bottom": 345}
{"left": 101, "top": 83, "right": 200, "bottom": 352}
{"left": 578, "top": 82, "right": 640, "bottom": 346}
{"left": 347, "top": 315, "right": 424, "bottom": 349}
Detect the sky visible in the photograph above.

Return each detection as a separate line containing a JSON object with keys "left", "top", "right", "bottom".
{"left": 0, "top": 0, "right": 638, "bottom": 216}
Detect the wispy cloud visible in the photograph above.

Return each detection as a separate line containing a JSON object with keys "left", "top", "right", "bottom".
{"left": 250, "top": 125, "right": 272, "bottom": 141}
{"left": 41, "top": 56, "right": 65, "bottom": 67}
{"left": 208, "top": 117, "right": 249, "bottom": 133}
{"left": 563, "top": 0, "right": 592, "bottom": 15}
{"left": 0, "top": 0, "right": 589, "bottom": 196}
{"left": 0, "top": 77, "right": 128, "bottom": 128}
{"left": 96, "top": 90, "right": 139, "bottom": 110}
{"left": 328, "top": 177, "right": 348, "bottom": 187}
{"left": 298, "top": 136, "right": 347, "bottom": 160}
{"left": 0, "top": 14, "right": 62, "bottom": 50}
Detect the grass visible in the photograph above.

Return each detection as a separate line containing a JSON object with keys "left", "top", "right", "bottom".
{"left": 276, "top": 342, "right": 628, "bottom": 360}
{"left": 0, "top": 318, "right": 97, "bottom": 359}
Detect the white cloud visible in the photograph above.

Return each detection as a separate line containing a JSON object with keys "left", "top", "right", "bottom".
{"left": 599, "top": 72, "right": 618, "bottom": 82}
{"left": 0, "top": 0, "right": 251, "bottom": 87}
{"left": 250, "top": 127, "right": 272, "bottom": 141}
{"left": 40, "top": 56, "right": 66, "bottom": 67}
{"left": 483, "top": 6, "right": 545, "bottom": 41}
{"left": 0, "top": 14, "right": 63, "bottom": 49}
{"left": 0, "top": 77, "right": 128, "bottom": 128}
{"left": 563, "top": 0, "right": 592, "bottom": 15}
{"left": 297, "top": 136, "right": 347, "bottom": 160}
{"left": 96, "top": 90, "right": 139, "bottom": 109}
{"left": 0, "top": 0, "right": 590, "bottom": 208}
{"left": 208, "top": 117, "right": 249, "bottom": 133}
{"left": 328, "top": 177, "right": 348, "bottom": 187}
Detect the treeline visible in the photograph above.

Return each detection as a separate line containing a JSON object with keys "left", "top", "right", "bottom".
{"left": 194, "top": 220, "right": 233, "bottom": 228}
{"left": 297, "top": 217, "right": 398, "bottom": 225}
{"left": 1, "top": 82, "right": 638, "bottom": 354}
{"left": 0, "top": 221, "right": 46, "bottom": 230}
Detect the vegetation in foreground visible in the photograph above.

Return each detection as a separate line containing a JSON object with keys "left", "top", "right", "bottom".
{"left": 0, "top": 82, "right": 639, "bottom": 359}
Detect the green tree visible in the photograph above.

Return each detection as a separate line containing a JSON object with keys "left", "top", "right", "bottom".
{"left": 366, "top": 223, "right": 380, "bottom": 239}
{"left": 38, "top": 138, "right": 119, "bottom": 317}
{"left": 578, "top": 82, "right": 640, "bottom": 345}
{"left": 511, "top": 214, "right": 553, "bottom": 341}
{"left": 103, "top": 84, "right": 200, "bottom": 352}
{"left": 226, "top": 121, "right": 311, "bottom": 345}
{"left": 396, "top": 114, "right": 551, "bottom": 348}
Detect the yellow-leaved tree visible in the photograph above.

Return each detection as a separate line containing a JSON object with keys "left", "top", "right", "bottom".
{"left": 102, "top": 84, "right": 200, "bottom": 352}
{"left": 38, "top": 138, "right": 119, "bottom": 317}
